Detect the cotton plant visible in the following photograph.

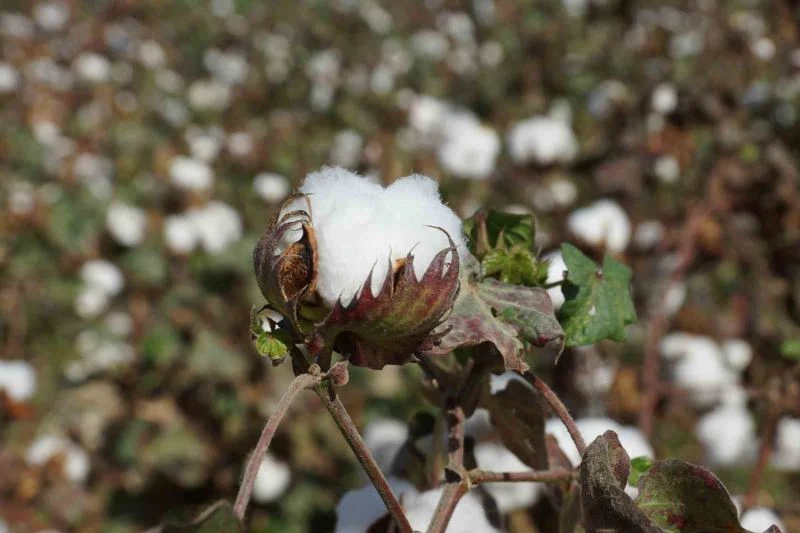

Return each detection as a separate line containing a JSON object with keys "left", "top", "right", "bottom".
{"left": 160, "top": 166, "right": 782, "bottom": 533}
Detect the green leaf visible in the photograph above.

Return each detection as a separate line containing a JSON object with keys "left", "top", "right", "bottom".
{"left": 780, "top": 339, "right": 800, "bottom": 361}
{"left": 464, "top": 209, "right": 535, "bottom": 258}
{"left": 634, "top": 459, "right": 746, "bottom": 533}
{"left": 256, "top": 330, "right": 290, "bottom": 365}
{"left": 558, "top": 243, "right": 637, "bottom": 347}
{"left": 580, "top": 431, "right": 661, "bottom": 533}
{"left": 422, "top": 256, "right": 564, "bottom": 372}
{"left": 628, "top": 456, "right": 654, "bottom": 487}
{"left": 159, "top": 501, "right": 243, "bottom": 532}
{"left": 482, "top": 247, "right": 549, "bottom": 287}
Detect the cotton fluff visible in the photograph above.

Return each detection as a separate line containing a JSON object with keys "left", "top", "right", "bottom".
{"left": 281, "top": 167, "right": 465, "bottom": 307}
{"left": 740, "top": 507, "right": 786, "bottom": 532}
{"left": 567, "top": 199, "right": 631, "bottom": 253}
{"left": 26, "top": 435, "right": 90, "bottom": 483}
{"left": 695, "top": 387, "right": 756, "bottom": 466}
{"left": 363, "top": 419, "right": 408, "bottom": 474}
{"left": 106, "top": 202, "right": 147, "bottom": 246}
{"left": 253, "top": 172, "right": 291, "bottom": 203}
{"left": 721, "top": 339, "right": 753, "bottom": 371}
{"left": 73, "top": 53, "right": 111, "bottom": 84}
{"left": 0, "top": 360, "right": 37, "bottom": 402}
{"left": 771, "top": 417, "right": 800, "bottom": 471}
{"left": 335, "top": 477, "right": 498, "bottom": 533}
{"left": 507, "top": 116, "right": 578, "bottom": 166}
{"left": 330, "top": 129, "right": 363, "bottom": 168}
{"left": 544, "top": 250, "right": 567, "bottom": 309}
{"left": 163, "top": 214, "right": 198, "bottom": 253}
{"left": 80, "top": 260, "right": 124, "bottom": 295}
{"left": 488, "top": 371, "right": 530, "bottom": 395}
{"left": 0, "top": 62, "right": 20, "bottom": 93}
{"left": 66, "top": 329, "right": 134, "bottom": 381}
{"left": 659, "top": 333, "right": 740, "bottom": 407}
{"left": 251, "top": 454, "right": 291, "bottom": 503}
{"left": 474, "top": 442, "right": 544, "bottom": 512}
{"left": 408, "top": 95, "right": 450, "bottom": 145}
{"left": 169, "top": 156, "right": 214, "bottom": 191}
{"left": 33, "top": 2, "right": 69, "bottom": 31}
{"left": 651, "top": 83, "right": 678, "bottom": 114}
{"left": 437, "top": 114, "right": 500, "bottom": 180}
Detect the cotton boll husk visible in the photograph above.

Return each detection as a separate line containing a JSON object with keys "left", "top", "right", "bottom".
{"left": 0, "top": 360, "right": 37, "bottom": 402}
{"left": 363, "top": 419, "right": 408, "bottom": 474}
{"left": 695, "top": 402, "right": 756, "bottom": 466}
{"left": 507, "top": 116, "right": 578, "bottom": 166}
{"left": 252, "top": 454, "right": 291, "bottom": 503}
{"left": 771, "top": 417, "right": 800, "bottom": 471}
{"left": 335, "top": 477, "right": 416, "bottom": 533}
{"left": 740, "top": 507, "right": 786, "bottom": 532}
{"left": 474, "top": 442, "right": 544, "bottom": 512}
{"left": 566, "top": 199, "right": 631, "bottom": 252}
{"left": 288, "top": 167, "right": 465, "bottom": 307}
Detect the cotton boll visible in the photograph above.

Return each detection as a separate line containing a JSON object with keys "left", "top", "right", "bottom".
{"left": 188, "top": 134, "right": 222, "bottom": 162}
{"left": 544, "top": 250, "right": 567, "bottom": 309}
{"left": 722, "top": 339, "right": 753, "bottom": 371}
{"left": 548, "top": 179, "right": 578, "bottom": 208}
{"left": 73, "top": 53, "right": 111, "bottom": 84}
{"left": 252, "top": 454, "right": 291, "bottom": 503}
{"left": 0, "top": 360, "right": 37, "bottom": 402}
{"left": 290, "top": 168, "right": 465, "bottom": 306}
{"left": 653, "top": 155, "right": 680, "bottom": 184}
{"left": 137, "top": 40, "right": 166, "bottom": 69}
{"left": 437, "top": 116, "right": 500, "bottom": 180}
{"left": 474, "top": 442, "right": 544, "bottom": 512}
{"left": 187, "top": 80, "right": 231, "bottom": 110}
{"left": 546, "top": 417, "right": 654, "bottom": 469}
{"left": 169, "top": 156, "right": 214, "bottom": 191}
{"left": 0, "top": 62, "right": 20, "bottom": 93}
{"left": 363, "top": 419, "right": 408, "bottom": 473}
{"left": 335, "top": 477, "right": 416, "bottom": 533}
{"left": 227, "top": 131, "right": 253, "bottom": 156}
{"left": 80, "top": 260, "right": 124, "bottom": 296}
{"left": 696, "top": 403, "right": 756, "bottom": 466}
{"left": 188, "top": 202, "right": 243, "bottom": 254}
{"left": 661, "top": 334, "right": 740, "bottom": 407}
{"left": 330, "top": 129, "right": 363, "bottom": 168}
{"left": 403, "top": 486, "right": 500, "bottom": 533}
{"left": 106, "top": 202, "right": 147, "bottom": 247}
{"left": 33, "top": 2, "right": 69, "bottom": 31}
{"left": 26, "top": 435, "right": 90, "bottom": 483}
{"left": 464, "top": 408, "right": 493, "bottom": 440}
{"left": 74, "top": 286, "right": 110, "bottom": 318}
{"left": 489, "top": 371, "right": 530, "bottom": 395}
{"left": 771, "top": 417, "right": 800, "bottom": 471}
{"left": 633, "top": 220, "right": 664, "bottom": 249}
{"left": 253, "top": 172, "right": 291, "bottom": 203}
{"left": 651, "top": 83, "right": 678, "bottom": 114}
{"left": 507, "top": 117, "right": 578, "bottom": 166}
{"left": 567, "top": 200, "right": 631, "bottom": 253}
{"left": 163, "top": 214, "right": 198, "bottom": 253}
{"left": 740, "top": 507, "right": 786, "bottom": 532}
{"left": 67, "top": 330, "right": 135, "bottom": 381}
{"left": 408, "top": 95, "right": 450, "bottom": 142}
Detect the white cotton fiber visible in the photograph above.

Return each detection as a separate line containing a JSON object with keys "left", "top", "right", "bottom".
{"left": 507, "top": 116, "right": 578, "bottom": 166}
{"left": 26, "top": 435, "right": 90, "bottom": 483}
{"left": 363, "top": 418, "right": 408, "bottom": 474}
{"left": 403, "top": 485, "right": 500, "bottom": 533}
{"left": 740, "top": 507, "right": 786, "bottom": 532}
{"left": 436, "top": 113, "right": 500, "bottom": 180}
{"left": 0, "top": 360, "right": 37, "bottom": 402}
{"left": 771, "top": 417, "right": 800, "bottom": 471}
{"left": 488, "top": 371, "right": 530, "bottom": 395}
{"left": 566, "top": 199, "right": 631, "bottom": 253}
{"left": 544, "top": 251, "right": 567, "bottom": 309}
{"left": 252, "top": 454, "right": 291, "bottom": 503}
{"left": 696, "top": 401, "right": 756, "bottom": 466}
{"left": 335, "top": 477, "right": 416, "bottom": 533}
{"left": 283, "top": 167, "right": 465, "bottom": 306}
{"left": 474, "top": 442, "right": 544, "bottom": 512}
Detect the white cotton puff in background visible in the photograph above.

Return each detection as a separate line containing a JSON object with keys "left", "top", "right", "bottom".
{"left": 66, "top": 329, "right": 135, "bottom": 382}
{"left": 695, "top": 386, "right": 756, "bottom": 466}
{"left": 33, "top": 2, "right": 69, "bottom": 31}
{"left": 544, "top": 250, "right": 567, "bottom": 309}
{"left": 507, "top": 116, "right": 578, "bottom": 166}
{"left": 80, "top": 260, "right": 124, "bottom": 296}
{"left": 163, "top": 214, "right": 199, "bottom": 254}
{"left": 0, "top": 360, "right": 37, "bottom": 402}
{"left": 407, "top": 95, "right": 450, "bottom": 145}
{"left": 436, "top": 113, "right": 500, "bottom": 180}
{"left": 771, "top": 417, "right": 800, "bottom": 471}
{"left": 251, "top": 454, "right": 291, "bottom": 503}
{"left": 363, "top": 419, "right": 408, "bottom": 474}
{"left": 253, "top": 172, "right": 291, "bottom": 203}
{"left": 188, "top": 133, "right": 222, "bottom": 162}
{"left": 721, "top": 339, "right": 753, "bottom": 371}
{"left": 188, "top": 201, "right": 243, "bottom": 254}
{"left": 169, "top": 156, "right": 214, "bottom": 191}
{"left": 0, "top": 62, "right": 20, "bottom": 93}
{"left": 187, "top": 79, "right": 231, "bottom": 111}
{"left": 567, "top": 199, "right": 631, "bottom": 253}
{"left": 653, "top": 154, "right": 680, "bottom": 184}
{"left": 335, "top": 476, "right": 416, "bottom": 533}
{"left": 651, "top": 83, "right": 678, "bottom": 114}
{"left": 106, "top": 202, "right": 147, "bottom": 247}
{"left": 281, "top": 167, "right": 465, "bottom": 306}
{"left": 330, "top": 129, "right": 364, "bottom": 168}
{"left": 474, "top": 442, "right": 544, "bottom": 512}
{"left": 740, "top": 507, "right": 786, "bottom": 532}
{"left": 659, "top": 333, "right": 740, "bottom": 407}
{"left": 633, "top": 220, "right": 664, "bottom": 249}
{"left": 26, "top": 435, "right": 90, "bottom": 483}
{"left": 488, "top": 371, "right": 530, "bottom": 395}
{"left": 73, "top": 53, "right": 111, "bottom": 84}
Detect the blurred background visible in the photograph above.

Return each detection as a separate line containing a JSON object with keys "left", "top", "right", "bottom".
{"left": 1, "top": 0, "right": 800, "bottom": 531}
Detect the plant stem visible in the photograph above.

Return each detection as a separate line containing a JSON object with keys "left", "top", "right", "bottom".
{"left": 315, "top": 387, "right": 413, "bottom": 533}
{"left": 521, "top": 371, "right": 587, "bottom": 456}
{"left": 426, "top": 482, "right": 469, "bottom": 533}
{"left": 234, "top": 372, "right": 319, "bottom": 520}
{"left": 427, "top": 398, "right": 465, "bottom": 533}
{"left": 743, "top": 399, "right": 781, "bottom": 511}
{"left": 469, "top": 468, "right": 575, "bottom": 484}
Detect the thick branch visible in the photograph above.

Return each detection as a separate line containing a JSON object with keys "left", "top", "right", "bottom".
{"left": 234, "top": 372, "right": 319, "bottom": 519}
{"left": 315, "top": 387, "right": 413, "bottom": 533}
{"left": 521, "top": 370, "right": 587, "bottom": 456}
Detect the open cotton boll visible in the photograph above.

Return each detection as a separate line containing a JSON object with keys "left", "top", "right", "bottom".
{"left": 403, "top": 486, "right": 500, "bottom": 533}
{"left": 771, "top": 417, "right": 800, "bottom": 471}
{"left": 26, "top": 435, "right": 90, "bottom": 483}
{"left": 335, "top": 477, "right": 416, "bottom": 533}
{"left": 740, "top": 507, "right": 786, "bottom": 532}
{"left": 474, "top": 442, "right": 544, "bottom": 512}
{"left": 66, "top": 330, "right": 135, "bottom": 382}
{"left": 0, "top": 360, "right": 37, "bottom": 402}
{"left": 507, "top": 116, "right": 578, "bottom": 166}
{"left": 169, "top": 156, "right": 214, "bottom": 191}
{"left": 436, "top": 115, "right": 500, "bottom": 180}
{"left": 722, "top": 339, "right": 753, "bottom": 371}
{"left": 544, "top": 251, "right": 567, "bottom": 309}
{"left": 363, "top": 419, "right": 409, "bottom": 474}
{"left": 408, "top": 95, "right": 450, "bottom": 144}
{"left": 696, "top": 402, "right": 756, "bottom": 466}
{"left": 106, "top": 202, "right": 147, "bottom": 247}
{"left": 252, "top": 454, "right": 291, "bottom": 503}
{"left": 187, "top": 201, "right": 243, "bottom": 254}
{"left": 287, "top": 167, "right": 465, "bottom": 307}
{"left": 80, "top": 260, "right": 124, "bottom": 296}
{"left": 489, "top": 371, "right": 531, "bottom": 395}
{"left": 253, "top": 172, "right": 291, "bottom": 203}
{"left": 330, "top": 129, "right": 363, "bottom": 168}
{"left": 567, "top": 199, "right": 631, "bottom": 253}
{"left": 73, "top": 53, "right": 111, "bottom": 84}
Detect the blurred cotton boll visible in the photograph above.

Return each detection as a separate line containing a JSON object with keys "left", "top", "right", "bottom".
{"left": 507, "top": 116, "right": 578, "bottom": 166}
{"left": 0, "top": 360, "right": 37, "bottom": 402}
{"left": 253, "top": 172, "right": 290, "bottom": 203}
{"left": 740, "top": 507, "right": 786, "bottom": 532}
{"left": 437, "top": 115, "right": 500, "bottom": 180}
{"left": 26, "top": 435, "right": 90, "bottom": 483}
{"left": 188, "top": 201, "right": 243, "bottom": 254}
{"left": 163, "top": 214, "right": 199, "bottom": 254}
{"left": 567, "top": 199, "right": 631, "bottom": 253}
{"left": 73, "top": 53, "right": 111, "bottom": 84}
{"left": 330, "top": 129, "right": 363, "bottom": 168}
{"left": 251, "top": 454, "right": 291, "bottom": 503}
{"left": 474, "top": 442, "right": 544, "bottom": 512}
{"left": 0, "top": 62, "right": 20, "bottom": 93}
{"left": 169, "top": 156, "right": 214, "bottom": 191}
{"left": 695, "top": 394, "right": 756, "bottom": 466}
{"left": 363, "top": 418, "right": 408, "bottom": 473}
{"left": 771, "top": 417, "right": 800, "bottom": 471}
{"left": 651, "top": 83, "right": 678, "bottom": 114}
{"left": 187, "top": 79, "right": 231, "bottom": 110}
{"left": 80, "top": 260, "right": 124, "bottom": 296}
{"left": 106, "top": 202, "right": 147, "bottom": 247}
{"left": 544, "top": 250, "right": 567, "bottom": 309}
{"left": 33, "top": 2, "right": 69, "bottom": 31}
{"left": 66, "top": 330, "right": 135, "bottom": 382}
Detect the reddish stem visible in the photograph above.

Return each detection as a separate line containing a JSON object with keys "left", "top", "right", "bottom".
{"left": 522, "top": 371, "right": 587, "bottom": 456}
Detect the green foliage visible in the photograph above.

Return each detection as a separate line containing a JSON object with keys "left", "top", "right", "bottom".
{"left": 482, "top": 248, "right": 549, "bottom": 287}
{"left": 628, "top": 456, "right": 654, "bottom": 487}
{"left": 780, "top": 339, "right": 800, "bottom": 361}
{"left": 463, "top": 209, "right": 535, "bottom": 258}
{"left": 558, "top": 243, "right": 637, "bottom": 346}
